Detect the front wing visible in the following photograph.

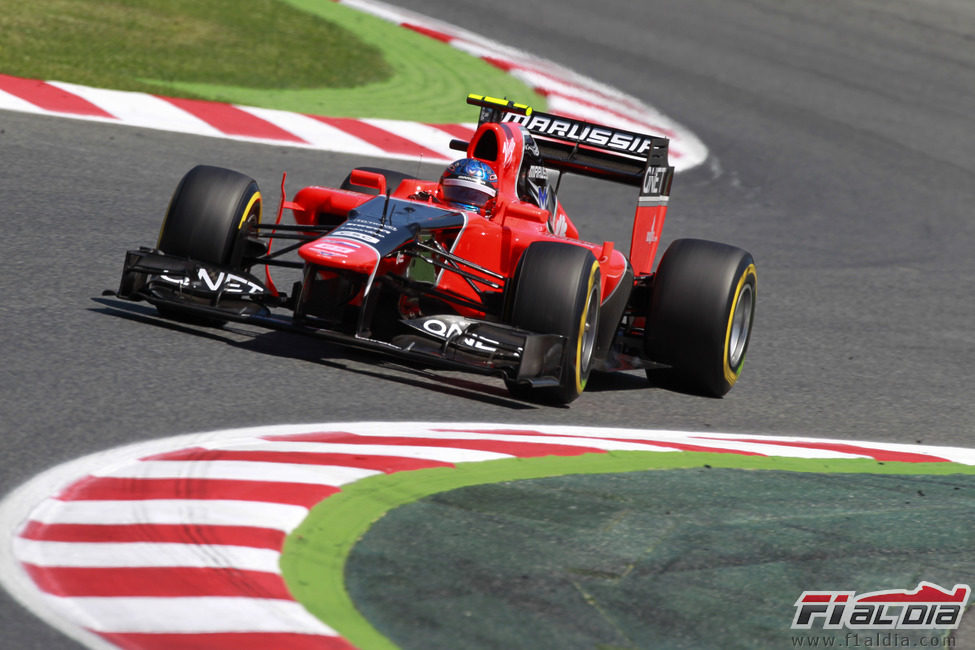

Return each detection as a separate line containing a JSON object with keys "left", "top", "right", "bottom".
{"left": 115, "top": 248, "right": 566, "bottom": 387}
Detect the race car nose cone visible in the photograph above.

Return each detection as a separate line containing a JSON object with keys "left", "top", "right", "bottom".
{"left": 299, "top": 236, "right": 380, "bottom": 274}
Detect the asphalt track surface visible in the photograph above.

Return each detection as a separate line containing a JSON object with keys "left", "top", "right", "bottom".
{"left": 2, "top": 0, "right": 975, "bottom": 647}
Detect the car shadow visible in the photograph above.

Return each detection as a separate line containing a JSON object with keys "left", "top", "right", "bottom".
{"left": 644, "top": 367, "right": 720, "bottom": 398}
{"left": 90, "top": 296, "right": 537, "bottom": 410}
{"left": 586, "top": 367, "right": 718, "bottom": 399}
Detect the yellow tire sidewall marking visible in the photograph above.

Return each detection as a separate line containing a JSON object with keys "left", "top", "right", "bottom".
{"left": 238, "top": 191, "right": 262, "bottom": 230}
{"left": 722, "top": 263, "right": 756, "bottom": 386}
{"left": 575, "top": 260, "right": 601, "bottom": 394}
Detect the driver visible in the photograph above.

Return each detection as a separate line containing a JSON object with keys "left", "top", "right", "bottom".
{"left": 438, "top": 158, "right": 498, "bottom": 213}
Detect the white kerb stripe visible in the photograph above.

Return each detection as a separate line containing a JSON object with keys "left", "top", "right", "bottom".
{"left": 290, "top": 429, "right": 676, "bottom": 451}
{"left": 14, "top": 539, "right": 282, "bottom": 572}
{"left": 200, "top": 441, "right": 511, "bottom": 463}
{"left": 362, "top": 118, "right": 462, "bottom": 159}
{"left": 46, "top": 82, "right": 223, "bottom": 136}
{"left": 44, "top": 595, "right": 338, "bottom": 635}
{"left": 352, "top": 425, "right": 870, "bottom": 459}
{"left": 95, "top": 460, "right": 380, "bottom": 486}
{"left": 28, "top": 499, "right": 309, "bottom": 531}
{"left": 237, "top": 105, "right": 387, "bottom": 155}
{"left": 0, "top": 89, "right": 48, "bottom": 113}
{"left": 337, "top": 0, "right": 408, "bottom": 24}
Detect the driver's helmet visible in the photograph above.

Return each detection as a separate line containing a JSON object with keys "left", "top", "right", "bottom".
{"left": 439, "top": 158, "right": 498, "bottom": 212}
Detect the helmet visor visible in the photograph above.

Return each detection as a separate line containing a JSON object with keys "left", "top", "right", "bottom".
{"left": 442, "top": 178, "right": 496, "bottom": 209}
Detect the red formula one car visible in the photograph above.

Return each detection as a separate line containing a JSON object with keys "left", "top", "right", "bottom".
{"left": 115, "top": 95, "right": 755, "bottom": 403}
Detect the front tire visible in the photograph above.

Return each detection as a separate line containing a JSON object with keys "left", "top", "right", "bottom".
{"left": 155, "top": 165, "right": 262, "bottom": 325}
{"left": 506, "top": 242, "right": 601, "bottom": 404}
{"left": 158, "top": 165, "right": 262, "bottom": 269}
{"left": 644, "top": 238, "right": 756, "bottom": 397}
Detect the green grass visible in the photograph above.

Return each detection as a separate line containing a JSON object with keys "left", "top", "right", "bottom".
{"left": 0, "top": 1, "right": 391, "bottom": 91}
{"left": 0, "top": 0, "right": 545, "bottom": 122}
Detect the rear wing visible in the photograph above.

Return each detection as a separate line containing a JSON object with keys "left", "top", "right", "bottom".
{"left": 460, "top": 94, "right": 674, "bottom": 276}
{"left": 463, "top": 94, "right": 672, "bottom": 188}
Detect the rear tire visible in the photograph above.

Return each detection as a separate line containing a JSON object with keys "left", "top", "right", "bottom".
{"left": 644, "top": 238, "right": 756, "bottom": 396}
{"left": 506, "top": 242, "right": 601, "bottom": 404}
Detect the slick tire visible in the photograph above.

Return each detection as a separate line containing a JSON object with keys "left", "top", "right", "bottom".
{"left": 155, "top": 165, "right": 262, "bottom": 325}
{"left": 506, "top": 241, "right": 601, "bottom": 404}
{"left": 644, "top": 238, "right": 756, "bottom": 397}
{"left": 158, "top": 165, "right": 262, "bottom": 269}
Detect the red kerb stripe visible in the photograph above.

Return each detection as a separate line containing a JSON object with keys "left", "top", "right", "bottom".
{"left": 97, "top": 632, "right": 355, "bottom": 650}
{"left": 0, "top": 74, "right": 115, "bottom": 118}
{"left": 478, "top": 57, "right": 621, "bottom": 104}
{"left": 22, "top": 564, "right": 292, "bottom": 599}
{"left": 433, "top": 428, "right": 767, "bottom": 456}
{"left": 307, "top": 115, "right": 446, "bottom": 158}
{"left": 542, "top": 89, "right": 679, "bottom": 139}
{"left": 141, "top": 447, "right": 453, "bottom": 472}
{"left": 430, "top": 123, "right": 475, "bottom": 141}
{"left": 264, "top": 431, "right": 608, "bottom": 457}
{"left": 480, "top": 56, "right": 515, "bottom": 73}
{"left": 700, "top": 438, "right": 951, "bottom": 463}
{"left": 19, "top": 522, "right": 286, "bottom": 550}
{"left": 401, "top": 22, "right": 453, "bottom": 43}
{"left": 159, "top": 96, "right": 307, "bottom": 142}
{"left": 55, "top": 476, "right": 337, "bottom": 507}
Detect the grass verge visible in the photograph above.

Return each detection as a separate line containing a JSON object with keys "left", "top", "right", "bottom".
{"left": 0, "top": 0, "right": 544, "bottom": 121}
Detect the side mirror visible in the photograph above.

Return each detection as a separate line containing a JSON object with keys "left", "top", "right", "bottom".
{"left": 348, "top": 169, "right": 387, "bottom": 195}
